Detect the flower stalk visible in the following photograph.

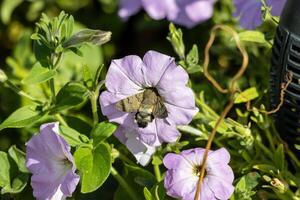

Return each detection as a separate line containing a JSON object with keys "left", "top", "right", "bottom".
{"left": 153, "top": 164, "right": 162, "bottom": 182}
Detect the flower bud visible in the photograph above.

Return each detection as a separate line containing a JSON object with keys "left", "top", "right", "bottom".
{"left": 63, "top": 29, "right": 112, "bottom": 49}
{"left": 0, "top": 69, "right": 7, "bottom": 83}
{"left": 270, "top": 178, "right": 288, "bottom": 193}
{"left": 167, "top": 23, "right": 185, "bottom": 60}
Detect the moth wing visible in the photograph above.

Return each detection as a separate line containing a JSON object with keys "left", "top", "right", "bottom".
{"left": 153, "top": 98, "right": 168, "bottom": 118}
{"left": 115, "top": 92, "right": 143, "bottom": 113}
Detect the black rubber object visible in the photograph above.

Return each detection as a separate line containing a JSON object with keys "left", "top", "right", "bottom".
{"left": 270, "top": 0, "right": 300, "bottom": 154}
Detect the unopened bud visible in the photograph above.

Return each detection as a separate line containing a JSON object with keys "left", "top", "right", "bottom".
{"left": 0, "top": 69, "right": 7, "bottom": 83}
{"left": 63, "top": 29, "right": 112, "bottom": 49}
{"left": 167, "top": 23, "right": 185, "bottom": 60}
{"left": 270, "top": 178, "right": 287, "bottom": 193}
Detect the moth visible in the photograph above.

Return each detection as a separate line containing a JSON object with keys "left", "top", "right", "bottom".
{"left": 115, "top": 88, "right": 168, "bottom": 128}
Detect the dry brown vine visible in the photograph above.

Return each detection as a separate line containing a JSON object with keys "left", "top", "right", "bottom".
{"left": 195, "top": 25, "right": 249, "bottom": 200}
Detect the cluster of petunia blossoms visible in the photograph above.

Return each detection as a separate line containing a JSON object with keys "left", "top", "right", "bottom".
{"left": 118, "top": 0, "right": 216, "bottom": 28}
{"left": 23, "top": 0, "right": 288, "bottom": 200}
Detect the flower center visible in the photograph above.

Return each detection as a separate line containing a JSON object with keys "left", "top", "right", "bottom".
{"left": 193, "top": 165, "right": 206, "bottom": 177}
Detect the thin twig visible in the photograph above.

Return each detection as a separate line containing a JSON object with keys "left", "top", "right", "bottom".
{"left": 195, "top": 25, "right": 249, "bottom": 200}
{"left": 246, "top": 72, "right": 293, "bottom": 114}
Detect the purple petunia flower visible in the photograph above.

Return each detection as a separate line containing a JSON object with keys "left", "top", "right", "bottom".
{"left": 118, "top": 0, "right": 216, "bottom": 28}
{"left": 99, "top": 50, "right": 198, "bottom": 161}
{"left": 26, "top": 122, "right": 79, "bottom": 200}
{"left": 163, "top": 148, "right": 234, "bottom": 200}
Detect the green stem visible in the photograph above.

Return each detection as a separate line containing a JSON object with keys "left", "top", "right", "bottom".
{"left": 5, "top": 81, "right": 42, "bottom": 104}
{"left": 256, "top": 140, "right": 273, "bottom": 160}
{"left": 49, "top": 53, "right": 63, "bottom": 105}
{"left": 55, "top": 114, "right": 68, "bottom": 126}
{"left": 111, "top": 167, "right": 139, "bottom": 200}
{"left": 153, "top": 164, "right": 162, "bottom": 182}
{"left": 265, "top": 129, "right": 276, "bottom": 152}
{"left": 49, "top": 78, "right": 56, "bottom": 104}
{"left": 90, "top": 92, "right": 99, "bottom": 127}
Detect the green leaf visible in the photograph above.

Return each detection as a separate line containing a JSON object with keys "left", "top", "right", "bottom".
{"left": 33, "top": 41, "right": 52, "bottom": 68}
{"left": 274, "top": 144, "right": 285, "bottom": 171}
{"left": 59, "top": 125, "right": 89, "bottom": 147}
{"left": 83, "top": 65, "right": 94, "bottom": 89}
{"left": 144, "top": 187, "right": 154, "bottom": 200}
{"left": 1, "top": 173, "right": 28, "bottom": 194}
{"left": 91, "top": 122, "right": 117, "bottom": 146}
{"left": 8, "top": 146, "right": 28, "bottom": 173}
{"left": 150, "top": 182, "right": 166, "bottom": 200}
{"left": 0, "top": 105, "right": 45, "bottom": 132}
{"left": 234, "top": 87, "right": 259, "bottom": 104}
{"left": 234, "top": 172, "right": 261, "bottom": 200}
{"left": 74, "top": 143, "right": 112, "bottom": 193}
{"left": 0, "top": 0, "right": 22, "bottom": 24}
{"left": 125, "top": 164, "right": 156, "bottom": 188}
{"left": 239, "top": 31, "right": 268, "bottom": 44}
{"left": 253, "top": 164, "right": 278, "bottom": 174}
{"left": 186, "top": 45, "right": 199, "bottom": 67}
{"left": 236, "top": 172, "right": 261, "bottom": 191}
{"left": 53, "top": 82, "right": 88, "bottom": 112}
{"left": 22, "top": 63, "right": 56, "bottom": 84}
{"left": 0, "top": 152, "right": 10, "bottom": 188}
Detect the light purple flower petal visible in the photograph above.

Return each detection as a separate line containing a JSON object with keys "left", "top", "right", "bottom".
{"left": 233, "top": 0, "right": 262, "bottom": 30}
{"left": 185, "top": 1, "right": 214, "bottom": 22}
{"left": 161, "top": 87, "right": 198, "bottom": 125}
{"left": 208, "top": 147, "right": 231, "bottom": 164}
{"left": 105, "top": 55, "right": 145, "bottom": 95}
{"left": 207, "top": 176, "right": 235, "bottom": 199}
{"left": 155, "top": 119, "right": 180, "bottom": 143}
{"left": 163, "top": 147, "right": 234, "bottom": 200}
{"left": 142, "top": 0, "right": 168, "bottom": 20}
{"left": 142, "top": 50, "right": 175, "bottom": 87}
{"left": 156, "top": 61, "right": 189, "bottom": 89}
{"left": 115, "top": 126, "right": 156, "bottom": 166}
{"left": 119, "top": 0, "right": 142, "bottom": 19}
{"left": 167, "top": 0, "right": 215, "bottom": 28}
{"left": 26, "top": 122, "right": 79, "bottom": 200}
{"left": 266, "top": 0, "right": 287, "bottom": 16}
{"left": 118, "top": 0, "right": 215, "bottom": 28}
